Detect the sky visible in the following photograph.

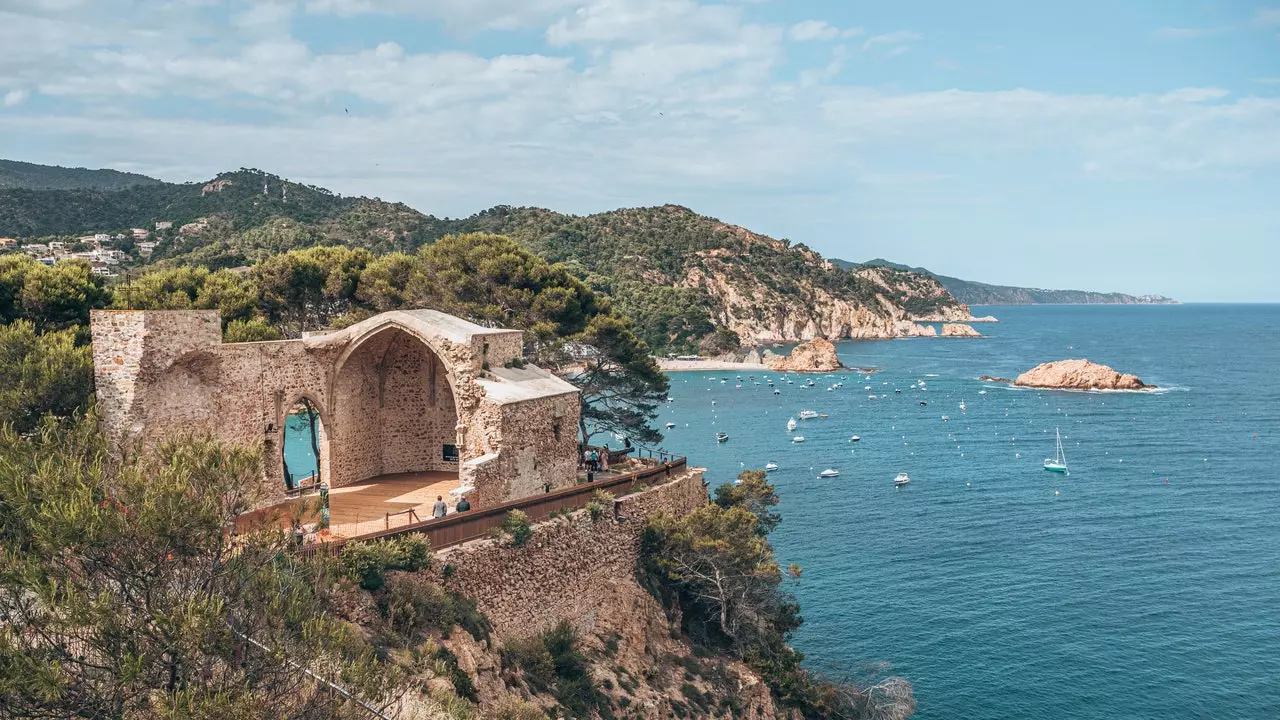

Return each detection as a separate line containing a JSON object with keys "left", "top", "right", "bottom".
{"left": 0, "top": 0, "right": 1278, "bottom": 301}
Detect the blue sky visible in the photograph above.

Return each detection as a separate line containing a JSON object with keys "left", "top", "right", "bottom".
{"left": 1, "top": 0, "right": 1278, "bottom": 301}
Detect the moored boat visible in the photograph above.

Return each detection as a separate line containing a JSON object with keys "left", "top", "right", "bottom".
{"left": 894, "top": 472, "right": 911, "bottom": 487}
{"left": 818, "top": 468, "right": 840, "bottom": 478}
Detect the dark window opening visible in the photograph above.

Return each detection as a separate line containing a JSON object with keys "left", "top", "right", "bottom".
{"left": 443, "top": 444, "right": 459, "bottom": 462}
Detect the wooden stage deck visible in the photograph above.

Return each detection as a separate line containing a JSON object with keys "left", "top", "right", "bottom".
{"left": 329, "top": 471, "right": 460, "bottom": 538}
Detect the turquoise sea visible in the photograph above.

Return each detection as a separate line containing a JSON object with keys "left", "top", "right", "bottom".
{"left": 650, "top": 305, "right": 1279, "bottom": 720}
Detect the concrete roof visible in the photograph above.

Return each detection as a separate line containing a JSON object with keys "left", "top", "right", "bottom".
{"left": 478, "top": 365, "right": 579, "bottom": 405}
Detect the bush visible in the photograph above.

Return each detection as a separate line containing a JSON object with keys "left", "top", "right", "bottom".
{"left": 501, "top": 510, "right": 533, "bottom": 547}
{"left": 502, "top": 621, "right": 609, "bottom": 717}
{"left": 489, "top": 696, "right": 549, "bottom": 720}
{"left": 341, "top": 534, "right": 433, "bottom": 590}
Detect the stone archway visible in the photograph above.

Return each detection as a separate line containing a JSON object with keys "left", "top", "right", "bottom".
{"left": 280, "top": 396, "right": 326, "bottom": 492}
{"left": 325, "top": 325, "right": 464, "bottom": 534}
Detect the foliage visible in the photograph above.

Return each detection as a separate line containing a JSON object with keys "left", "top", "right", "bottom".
{"left": 0, "top": 419, "right": 409, "bottom": 719}
{"left": 112, "top": 264, "right": 259, "bottom": 325}
{"left": 0, "top": 320, "right": 93, "bottom": 433}
{"left": 500, "top": 510, "right": 533, "bottom": 547}
{"left": 587, "top": 489, "right": 616, "bottom": 522}
{"left": 489, "top": 696, "right": 550, "bottom": 720}
{"left": 501, "top": 621, "right": 609, "bottom": 717}
{"left": 254, "top": 245, "right": 372, "bottom": 335}
{"left": 0, "top": 253, "right": 109, "bottom": 332}
{"left": 374, "top": 573, "right": 491, "bottom": 645}
{"left": 641, "top": 468, "right": 915, "bottom": 719}
{"left": 712, "top": 469, "right": 782, "bottom": 536}
{"left": 0, "top": 158, "right": 161, "bottom": 191}
{"left": 223, "top": 317, "right": 285, "bottom": 342}
{"left": 574, "top": 313, "right": 669, "bottom": 445}
{"left": 341, "top": 534, "right": 434, "bottom": 591}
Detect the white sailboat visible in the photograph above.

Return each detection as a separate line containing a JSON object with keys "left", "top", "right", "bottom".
{"left": 1044, "top": 427, "right": 1069, "bottom": 473}
{"left": 787, "top": 417, "right": 798, "bottom": 432}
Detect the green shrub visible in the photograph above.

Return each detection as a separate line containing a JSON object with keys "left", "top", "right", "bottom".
{"left": 501, "top": 510, "right": 533, "bottom": 547}
{"left": 502, "top": 621, "right": 609, "bottom": 717}
{"left": 341, "top": 534, "right": 432, "bottom": 591}
{"left": 489, "top": 697, "right": 548, "bottom": 720}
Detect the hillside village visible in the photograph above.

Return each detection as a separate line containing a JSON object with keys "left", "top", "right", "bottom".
{"left": 1, "top": 217, "right": 211, "bottom": 278}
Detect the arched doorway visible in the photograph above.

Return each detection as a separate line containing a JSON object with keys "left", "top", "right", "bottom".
{"left": 281, "top": 397, "right": 324, "bottom": 492}
{"left": 327, "top": 325, "right": 462, "bottom": 536}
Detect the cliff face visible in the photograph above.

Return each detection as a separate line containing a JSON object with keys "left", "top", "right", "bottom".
{"left": 767, "top": 337, "right": 843, "bottom": 372}
{"left": 682, "top": 256, "right": 974, "bottom": 344}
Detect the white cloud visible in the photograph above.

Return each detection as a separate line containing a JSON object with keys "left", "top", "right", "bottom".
{"left": 0, "top": 0, "right": 1276, "bottom": 221}
{"left": 1255, "top": 8, "right": 1280, "bottom": 26}
{"left": 788, "top": 20, "right": 838, "bottom": 42}
{"left": 1155, "top": 26, "right": 1225, "bottom": 38}
{"left": 861, "top": 30, "right": 922, "bottom": 53}
{"left": 3, "top": 89, "right": 28, "bottom": 106}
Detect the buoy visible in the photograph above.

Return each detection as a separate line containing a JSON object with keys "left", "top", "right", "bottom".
{"left": 1054, "top": 490, "right": 1060, "bottom": 496}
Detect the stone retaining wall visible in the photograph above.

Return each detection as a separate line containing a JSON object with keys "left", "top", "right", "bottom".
{"left": 437, "top": 469, "right": 709, "bottom": 638}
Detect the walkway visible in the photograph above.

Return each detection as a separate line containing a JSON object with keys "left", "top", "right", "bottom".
{"left": 328, "top": 471, "right": 460, "bottom": 539}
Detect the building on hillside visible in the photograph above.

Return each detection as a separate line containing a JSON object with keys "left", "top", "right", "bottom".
{"left": 131, "top": 228, "right": 149, "bottom": 239}
{"left": 155, "top": 221, "right": 172, "bottom": 231}
{"left": 48, "top": 241, "right": 65, "bottom": 251}
{"left": 90, "top": 309, "right": 581, "bottom": 526}
{"left": 179, "top": 219, "right": 208, "bottom": 235}
{"left": 137, "top": 241, "right": 157, "bottom": 255}
{"left": 22, "top": 243, "right": 48, "bottom": 255}
{"left": 0, "top": 238, "right": 16, "bottom": 248}
{"left": 94, "top": 233, "right": 111, "bottom": 243}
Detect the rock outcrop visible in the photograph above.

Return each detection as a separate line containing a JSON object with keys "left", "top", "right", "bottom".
{"left": 969, "top": 315, "right": 1000, "bottom": 323}
{"left": 767, "top": 337, "right": 842, "bottom": 372}
{"left": 940, "top": 323, "right": 982, "bottom": 337}
{"left": 1013, "top": 359, "right": 1153, "bottom": 391}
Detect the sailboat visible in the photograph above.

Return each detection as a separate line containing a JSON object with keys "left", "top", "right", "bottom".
{"left": 1044, "top": 427, "right": 1069, "bottom": 473}
{"left": 787, "top": 417, "right": 798, "bottom": 432}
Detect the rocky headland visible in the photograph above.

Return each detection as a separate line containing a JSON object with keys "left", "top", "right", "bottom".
{"left": 1013, "top": 359, "right": 1154, "bottom": 391}
{"left": 940, "top": 323, "right": 982, "bottom": 338}
{"left": 765, "top": 337, "right": 843, "bottom": 372}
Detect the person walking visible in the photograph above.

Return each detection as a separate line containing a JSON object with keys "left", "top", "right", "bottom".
{"left": 455, "top": 495, "right": 471, "bottom": 512}
{"left": 432, "top": 495, "right": 448, "bottom": 518}
{"left": 590, "top": 449, "right": 599, "bottom": 472}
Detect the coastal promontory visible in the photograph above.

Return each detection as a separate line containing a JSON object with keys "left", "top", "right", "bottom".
{"left": 1013, "top": 359, "right": 1153, "bottom": 391}
{"left": 941, "top": 323, "right": 982, "bottom": 337}
{"left": 766, "top": 337, "right": 843, "bottom": 372}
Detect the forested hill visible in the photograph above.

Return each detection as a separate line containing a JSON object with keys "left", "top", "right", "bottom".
{"left": 0, "top": 164, "right": 973, "bottom": 352}
{"left": 0, "top": 159, "right": 162, "bottom": 191}
{"left": 838, "top": 258, "right": 1177, "bottom": 306}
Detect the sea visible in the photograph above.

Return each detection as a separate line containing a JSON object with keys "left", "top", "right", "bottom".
{"left": 649, "top": 304, "right": 1279, "bottom": 720}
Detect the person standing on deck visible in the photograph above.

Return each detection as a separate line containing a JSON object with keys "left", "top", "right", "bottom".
{"left": 601, "top": 445, "right": 610, "bottom": 472}
{"left": 432, "top": 495, "right": 448, "bottom": 518}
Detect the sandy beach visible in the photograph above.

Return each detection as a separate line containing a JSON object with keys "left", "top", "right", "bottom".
{"left": 656, "top": 358, "right": 769, "bottom": 372}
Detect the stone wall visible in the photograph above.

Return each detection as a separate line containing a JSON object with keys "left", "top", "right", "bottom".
{"left": 90, "top": 309, "right": 581, "bottom": 512}
{"left": 437, "top": 469, "right": 709, "bottom": 639}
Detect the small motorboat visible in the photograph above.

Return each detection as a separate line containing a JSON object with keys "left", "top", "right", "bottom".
{"left": 959, "top": 401, "right": 967, "bottom": 412}
{"left": 787, "top": 417, "right": 798, "bottom": 431}
{"left": 765, "top": 461, "right": 779, "bottom": 471}
{"left": 894, "top": 472, "right": 911, "bottom": 487}
{"left": 792, "top": 435, "right": 805, "bottom": 443}
{"left": 716, "top": 432, "right": 729, "bottom": 443}
{"left": 665, "top": 422, "right": 676, "bottom": 428}
{"left": 798, "top": 410, "right": 819, "bottom": 420}
{"left": 849, "top": 435, "right": 861, "bottom": 442}
{"left": 919, "top": 401, "right": 928, "bottom": 406}
{"left": 773, "top": 389, "right": 781, "bottom": 395}
{"left": 818, "top": 468, "right": 840, "bottom": 478}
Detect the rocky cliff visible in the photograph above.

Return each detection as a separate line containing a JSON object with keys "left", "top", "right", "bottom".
{"left": 766, "top": 337, "right": 843, "bottom": 372}
{"left": 1013, "top": 359, "right": 1153, "bottom": 391}
{"left": 940, "top": 323, "right": 982, "bottom": 338}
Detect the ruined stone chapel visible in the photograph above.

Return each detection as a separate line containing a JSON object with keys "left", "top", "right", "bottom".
{"left": 90, "top": 309, "right": 582, "bottom": 516}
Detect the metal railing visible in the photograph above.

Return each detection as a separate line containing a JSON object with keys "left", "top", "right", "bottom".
{"left": 300, "top": 455, "right": 687, "bottom": 557}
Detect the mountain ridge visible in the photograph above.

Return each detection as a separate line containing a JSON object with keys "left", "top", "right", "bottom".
{"left": 838, "top": 257, "right": 1177, "bottom": 306}
{"left": 0, "top": 158, "right": 162, "bottom": 192}
{"left": 0, "top": 162, "right": 980, "bottom": 351}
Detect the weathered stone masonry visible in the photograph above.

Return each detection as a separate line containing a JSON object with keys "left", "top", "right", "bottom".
{"left": 90, "top": 308, "right": 581, "bottom": 509}
{"left": 436, "top": 469, "right": 709, "bottom": 639}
